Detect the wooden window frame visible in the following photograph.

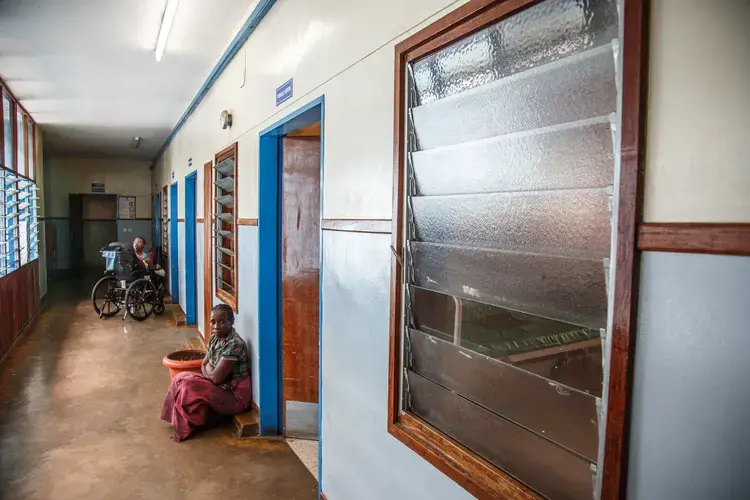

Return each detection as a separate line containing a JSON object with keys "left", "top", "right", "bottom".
{"left": 0, "top": 90, "right": 5, "bottom": 169}
{"left": 387, "top": 0, "right": 649, "bottom": 498}
{"left": 213, "top": 142, "right": 239, "bottom": 312}
{"left": 0, "top": 78, "right": 37, "bottom": 182}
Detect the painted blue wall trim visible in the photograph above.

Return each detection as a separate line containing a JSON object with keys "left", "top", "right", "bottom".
{"left": 258, "top": 96, "right": 325, "bottom": 441}
{"left": 154, "top": 0, "right": 278, "bottom": 161}
{"left": 169, "top": 182, "right": 180, "bottom": 301}
{"left": 153, "top": 194, "right": 161, "bottom": 266}
{"left": 316, "top": 99, "right": 326, "bottom": 498}
{"left": 184, "top": 171, "right": 198, "bottom": 325}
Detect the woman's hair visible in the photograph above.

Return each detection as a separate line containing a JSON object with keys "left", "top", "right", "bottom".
{"left": 211, "top": 303, "right": 234, "bottom": 323}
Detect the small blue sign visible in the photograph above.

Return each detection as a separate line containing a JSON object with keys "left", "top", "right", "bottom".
{"left": 276, "top": 79, "right": 293, "bottom": 106}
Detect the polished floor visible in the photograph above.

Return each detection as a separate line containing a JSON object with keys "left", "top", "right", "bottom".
{"left": 0, "top": 276, "right": 318, "bottom": 500}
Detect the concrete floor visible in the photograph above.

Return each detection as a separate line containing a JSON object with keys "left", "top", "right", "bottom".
{"left": 0, "top": 275, "right": 318, "bottom": 500}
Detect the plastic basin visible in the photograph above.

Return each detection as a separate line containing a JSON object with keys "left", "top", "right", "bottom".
{"left": 162, "top": 349, "right": 206, "bottom": 379}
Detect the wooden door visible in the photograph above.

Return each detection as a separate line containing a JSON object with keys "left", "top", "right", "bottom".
{"left": 281, "top": 135, "right": 321, "bottom": 438}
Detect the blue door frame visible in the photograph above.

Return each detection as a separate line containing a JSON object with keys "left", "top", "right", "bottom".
{"left": 184, "top": 171, "right": 198, "bottom": 325}
{"left": 258, "top": 96, "right": 325, "bottom": 476}
{"left": 153, "top": 194, "right": 161, "bottom": 266}
{"left": 169, "top": 182, "right": 179, "bottom": 302}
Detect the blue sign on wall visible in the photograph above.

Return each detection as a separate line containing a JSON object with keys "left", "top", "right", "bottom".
{"left": 276, "top": 79, "right": 293, "bottom": 106}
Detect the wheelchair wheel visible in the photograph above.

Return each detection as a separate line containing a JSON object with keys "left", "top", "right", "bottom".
{"left": 92, "top": 276, "right": 121, "bottom": 318}
{"left": 125, "top": 278, "right": 156, "bottom": 321}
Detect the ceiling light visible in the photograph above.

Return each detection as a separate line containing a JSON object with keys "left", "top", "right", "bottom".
{"left": 132, "top": 137, "right": 141, "bottom": 149}
{"left": 155, "top": 0, "right": 180, "bottom": 62}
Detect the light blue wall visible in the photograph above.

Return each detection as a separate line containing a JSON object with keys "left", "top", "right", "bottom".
{"left": 196, "top": 223, "right": 205, "bottom": 338}
{"left": 207, "top": 224, "right": 260, "bottom": 406}
{"left": 178, "top": 222, "right": 186, "bottom": 313}
{"left": 118, "top": 220, "right": 152, "bottom": 245}
{"left": 47, "top": 219, "right": 70, "bottom": 270}
{"left": 628, "top": 252, "right": 750, "bottom": 499}
{"left": 320, "top": 230, "right": 473, "bottom": 500}
{"left": 82, "top": 221, "right": 116, "bottom": 266}
{"left": 235, "top": 226, "right": 260, "bottom": 406}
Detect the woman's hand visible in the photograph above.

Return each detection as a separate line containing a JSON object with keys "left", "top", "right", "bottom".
{"left": 204, "top": 358, "right": 235, "bottom": 385}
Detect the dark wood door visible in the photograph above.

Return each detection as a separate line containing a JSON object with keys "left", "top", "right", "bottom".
{"left": 281, "top": 135, "right": 321, "bottom": 438}
{"left": 69, "top": 194, "right": 83, "bottom": 272}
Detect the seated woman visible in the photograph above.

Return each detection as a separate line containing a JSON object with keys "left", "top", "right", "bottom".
{"left": 161, "top": 304, "right": 251, "bottom": 441}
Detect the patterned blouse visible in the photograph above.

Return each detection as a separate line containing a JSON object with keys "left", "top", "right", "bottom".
{"left": 207, "top": 329, "right": 250, "bottom": 381}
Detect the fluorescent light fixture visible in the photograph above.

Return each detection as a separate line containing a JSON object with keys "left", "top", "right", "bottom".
{"left": 155, "top": 0, "right": 180, "bottom": 62}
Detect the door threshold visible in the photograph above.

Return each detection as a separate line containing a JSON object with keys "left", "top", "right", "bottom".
{"left": 286, "top": 437, "right": 319, "bottom": 479}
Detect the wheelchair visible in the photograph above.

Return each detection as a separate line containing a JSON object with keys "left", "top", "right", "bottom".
{"left": 91, "top": 242, "right": 166, "bottom": 321}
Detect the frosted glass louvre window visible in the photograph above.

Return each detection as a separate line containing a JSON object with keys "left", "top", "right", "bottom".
{"left": 398, "top": 0, "right": 620, "bottom": 498}
{"left": 212, "top": 143, "right": 238, "bottom": 309}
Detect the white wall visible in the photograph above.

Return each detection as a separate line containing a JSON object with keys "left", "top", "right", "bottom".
{"left": 48, "top": 157, "right": 152, "bottom": 218}
{"left": 643, "top": 0, "right": 750, "bottom": 223}
{"left": 152, "top": 0, "right": 475, "bottom": 498}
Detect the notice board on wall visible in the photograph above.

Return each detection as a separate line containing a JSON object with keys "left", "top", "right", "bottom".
{"left": 118, "top": 196, "right": 136, "bottom": 219}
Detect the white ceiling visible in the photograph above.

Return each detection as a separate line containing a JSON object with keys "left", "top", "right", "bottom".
{"left": 0, "top": 0, "right": 259, "bottom": 160}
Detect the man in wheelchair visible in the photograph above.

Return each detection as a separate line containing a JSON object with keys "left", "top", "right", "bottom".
{"left": 93, "top": 238, "right": 167, "bottom": 321}
{"left": 132, "top": 237, "right": 166, "bottom": 278}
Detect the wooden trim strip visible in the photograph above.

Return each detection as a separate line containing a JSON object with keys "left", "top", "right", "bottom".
{"left": 391, "top": 415, "right": 540, "bottom": 500}
{"left": 216, "top": 143, "right": 237, "bottom": 163}
{"left": 405, "top": 0, "right": 539, "bottom": 62}
{"left": 197, "top": 218, "right": 205, "bottom": 223}
{"left": 177, "top": 218, "right": 185, "bottom": 223}
{"left": 601, "top": 0, "right": 649, "bottom": 497}
{"left": 237, "top": 218, "right": 258, "bottom": 226}
{"left": 638, "top": 223, "right": 750, "bottom": 256}
{"left": 216, "top": 288, "right": 237, "bottom": 312}
{"left": 321, "top": 218, "right": 391, "bottom": 234}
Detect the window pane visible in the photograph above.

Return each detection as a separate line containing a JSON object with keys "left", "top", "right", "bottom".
{"left": 407, "top": 369, "right": 593, "bottom": 500}
{"left": 412, "top": 0, "right": 618, "bottom": 104}
{"left": 411, "top": 44, "right": 617, "bottom": 150}
{"left": 411, "top": 118, "right": 614, "bottom": 196}
{"left": 27, "top": 121, "right": 34, "bottom": 179}
{"left": 16, "top": 110, "right": 26, "bottom": 176}
{"left": 2, "top": 95, "right": 13, "bottom": 170}
{"left": 214, "top": 156, "right": 236, "bottom": 296}
{"left": 412, "top": 189, "right": 612, "bottom": 259}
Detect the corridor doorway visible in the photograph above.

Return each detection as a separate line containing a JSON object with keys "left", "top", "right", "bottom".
{"left": 280, "top": 124, "right": 321, "bottom": 439}
{"left": 257, "top": 97, "right": 324, "bottom": 456}
{"left": 69, "top": 194, "right": 117, "bottom": 272}
{"left": 169, "top": 182, "right": 179, "bottom": 302}
{"left": 184, "top": 171, "right": 197, "bottom": 325}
